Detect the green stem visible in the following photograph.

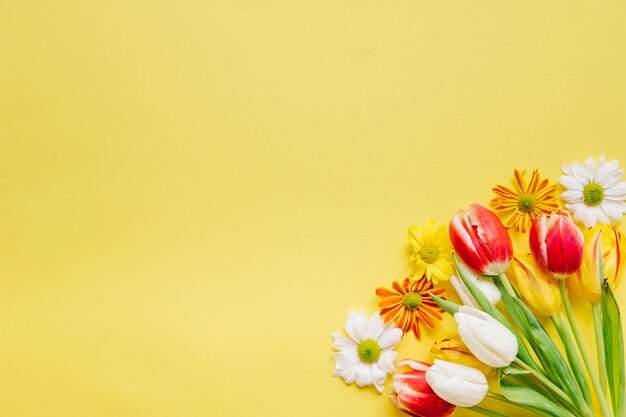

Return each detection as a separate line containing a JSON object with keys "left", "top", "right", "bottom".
{"left": 466, "top": 406, "right": 510, "bottom": 417}
{"left": 498, "top": 272, "right": 517, "bottom": 298}
{"left": 551, "top": 314, "right": 592, "bottom": 404}
{"left": 592, "top": 302, "right": 608, "bottom": 393}
{"left": 560, "top": 279, "right": 612, "bottom": 417}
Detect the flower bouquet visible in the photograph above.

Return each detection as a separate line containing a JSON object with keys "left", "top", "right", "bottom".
{"left": 331, "top": 156, "right": 626, "bottom": 417}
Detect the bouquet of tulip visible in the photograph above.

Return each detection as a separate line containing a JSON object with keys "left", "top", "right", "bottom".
{"left": 331, "top": 156, "right": 626, "bottom": 417}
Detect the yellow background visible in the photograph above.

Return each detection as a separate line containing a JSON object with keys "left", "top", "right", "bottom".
{"left": 1, "top": 1, "right": 625, "bottom": 416}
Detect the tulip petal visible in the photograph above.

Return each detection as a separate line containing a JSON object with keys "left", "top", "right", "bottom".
{"left": 450, "top": 275, "right": 480, "bottom": 309}
{"left": 455, "top": 306, "right": 518, "bottom": 368}
{"left": 425, "top": 360, "right": 488, "bottom": 407}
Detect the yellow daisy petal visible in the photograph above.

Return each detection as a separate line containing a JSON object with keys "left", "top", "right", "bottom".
{"left": 491, "top": 169, "right": 558, "bottom": 233}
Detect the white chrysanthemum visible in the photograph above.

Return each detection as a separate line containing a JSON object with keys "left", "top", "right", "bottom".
{"left": 560, "top": 156, "right": 626, "bottom": 227}
{"left": 331, "top": 310, "right": 402, "bottom": 393}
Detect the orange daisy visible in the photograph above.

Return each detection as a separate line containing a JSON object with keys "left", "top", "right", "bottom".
{"left": 375, "top": 277, "right": 445, "bottom": 339}
{"left": 491, "top": 169, "right": 559, "bottom": 233}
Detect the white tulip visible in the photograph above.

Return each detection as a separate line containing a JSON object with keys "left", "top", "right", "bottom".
{"left": 454, "top": 306, "right": 518, "bottom": 368}
{"left": 450, "top": 262, "right": 501, "bottom": 309}
{"left": 425, "top": 359, "right": 488, "bottom": 407}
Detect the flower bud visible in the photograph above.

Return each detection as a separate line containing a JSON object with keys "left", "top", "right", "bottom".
{"left": 529, "top": 210, "right": 584, "bottom": 279}
{"left": 571, "top": 225, "right": 626, "bottom": 304}
{"left": 507, "top": 254, "right": 561, "bottom": 317}
{"left": 454, "top": 306, "right": 518, "bottom": 368}
{"left": 390, "top": 360, "right": 456, "bottom": 417}
{"left": 449, "top": 261, "right": 501, "bottom": 309}
{"left": 425, "top": 359, "right": 489, "bottom": 407}
{"left": 431, "top": 334, "right": 493, "bottom": 376}
{"left": 449, "top": 204, "right": 513, "bottom": 275}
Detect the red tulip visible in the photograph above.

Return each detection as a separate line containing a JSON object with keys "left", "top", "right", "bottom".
{"left": 390, "top": 360, "right": 456, "bottom": 417}
{"left": 449, "top": 204, "right": 513, "bottom": 275}
{"left": 529, "top": 210, "right": 584, "bottom": 280}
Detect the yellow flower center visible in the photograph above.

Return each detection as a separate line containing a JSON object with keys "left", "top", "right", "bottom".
{"left": 357, "top": 339, "right": 381, "bottom": 363}
{"left": 583, "top": 182, "right": 604, "bottom": 207}
{"left": 419, "top": 245, "right": 440, "bottom": 264}
{"left": 517, "top": 194, "right": 536, "bottom": 213}
{"left": 402, "top": 292, "right": 423, "bottom": 310}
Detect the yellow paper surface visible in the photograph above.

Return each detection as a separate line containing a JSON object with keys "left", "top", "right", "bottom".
{"left": 1, "top": 1, "right": 625, "bottom": 416}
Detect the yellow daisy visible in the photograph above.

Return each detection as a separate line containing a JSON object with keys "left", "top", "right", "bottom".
{"left": 407, "top": 221, "right": 453, "bottom": 284}
{"left": 491, "top": 169, "right": 558, "bottom": 233}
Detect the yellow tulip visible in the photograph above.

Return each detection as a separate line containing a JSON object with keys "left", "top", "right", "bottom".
{"left": 430, "top": 334, "right": 493, "bottom": 376}
{"left": 571, "top": 224, "right": 626, "bottom": 304}
{"left": 506, "top": 254, "right": 561, "bottom": 317}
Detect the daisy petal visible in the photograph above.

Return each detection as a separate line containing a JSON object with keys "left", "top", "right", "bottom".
{"left": 345, "top": 310, "right": 368, "bottom": 343}
{"left": 368, "top": 312, "right": 386, "bottom": 340}
{"left": 571, "top": 163, "right": 591, "bottom": 183}
{"left": 595, "top": 206, "right": 610, "bottom": 225}
{"left": 332, "top": 332, "right": 357, "bottom": 350}
{"left": 560, "top": 175, "right": 583, "bottom": 191}
{"left": 354, "top": 362, "right": 374, "bottom": 387}
{"left": 372, "top": 364, "right": 388, "bottom": 393}
{"left": 378, "top": 325, "right": 402, "bottom": 349}
{"left": 377, "top": 350, "right": 398, "bottom": 373}
{"left": 561, "top": 190, "right": 583, "bottom": 203}
{"left": 584, "top": 208, "right": 598, "bottom": 228}
{"left": 605, "top": 182, "right": 626, "bottom": 199}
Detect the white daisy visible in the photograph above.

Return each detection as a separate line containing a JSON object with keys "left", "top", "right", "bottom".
{"left": 331, "top": 310, "right": 402, "bottom": 393}
{"left": 560, "top": 155, "right": 626, "bottom": 228}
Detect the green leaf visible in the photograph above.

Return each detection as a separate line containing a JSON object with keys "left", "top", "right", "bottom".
{"left": 510, "top": 297, "right": 587, "bottom": 414}
{"left": 602, "top": 280, "right": 625, "bottom": 416}
{"left": 500, "top": 378, "right": 577, "bottom": 417}
{"left": 428, "top": 293, "right": 459, "bottom": 315}
{"left": 552, "top": 314, "right": 592, "bottom": 405}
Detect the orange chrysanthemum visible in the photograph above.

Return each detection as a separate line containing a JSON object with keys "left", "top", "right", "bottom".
{"left": 375, "top": 277, "right": 445, "bottom": 339}
{"left": 491, "top": 169, "right": 558, "bottom": 233}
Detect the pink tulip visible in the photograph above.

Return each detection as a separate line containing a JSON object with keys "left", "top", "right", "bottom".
{"left": 449, "top": 204, "right": 513, "bottom": 275}
{"left": 529, "top": 210, "right": 584, "bottom": 280}
{"left": 390, "top": 360, "right": 456, "bottom": 417}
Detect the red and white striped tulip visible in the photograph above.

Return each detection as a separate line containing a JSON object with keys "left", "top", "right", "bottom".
{"left": 529, "top": 210, "right": 584, "bottom": 280}
{"left": 449, "top": 204, "right": 513, "bottom": 275}
{"left": 390, "top": 360, "right": 456, "bottom": 417}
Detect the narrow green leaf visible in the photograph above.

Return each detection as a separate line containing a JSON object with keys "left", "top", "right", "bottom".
{"left": 551, "top": 314, "right": 592, "bottom": 405}
{"left": 500, "top": 378, "right": 577, "bottom": 417}
{"left": 510, "top": 297, "right": 587, "bottom": 414}
{"left": 602, "top": 280, "right": 625, "bottom": 417}
{"left": 428, "top": 293, "right": 459, "bottom": 315}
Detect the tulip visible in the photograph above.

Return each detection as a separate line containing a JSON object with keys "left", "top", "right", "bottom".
{"left": 529, "top": 210, "right": 584, "bottom": 279}
{"left": 390, "top": 360, "right": 456, "bottom": 417}
{"left": 449, "top": 261, "right": 501, "bottom": 309}
{"left": 431, "top": 334, "right": 493, "bottom": 376}
{"left": 571, "top": 224, "right": 626, "bottom": 304}
{"left": 425, "top": 359, "right": 489, "bottom": 407}
{"left": 506, "top": 254, "right": 561, "bottom": 317}
{"left": 449, "top": 204, "right": 513, "bottom": 276}
{"left": 454, "top": 306, "right": 518, "bottom": 368}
